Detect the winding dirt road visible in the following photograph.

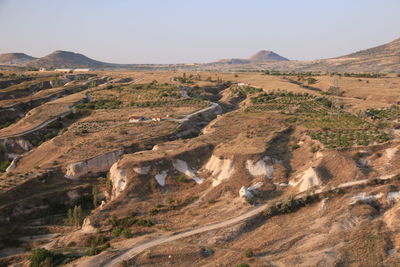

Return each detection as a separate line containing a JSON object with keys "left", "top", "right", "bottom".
{"left": 98, "top": 173, "right": 397, "bottom": 266}
{"left": 102, "top": 203, "right": 268, "bottom": 266}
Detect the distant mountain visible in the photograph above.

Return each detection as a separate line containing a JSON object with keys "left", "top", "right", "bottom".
{"left": 213, "top": 38, "right": 400, "bottom": 72}
{"left": 0, "top": 53, "right": 37, "bottom": 65}
{"left": 249, "top": 50, "right": 289, "bottom": 62}
{"left": 4, "top": 37, "right": 400, "bottom": 72}
{"left": 26, "top": 50, "right": 114, "bottom": 68}
{"left": 217, "top": 50, "right": 289, "bottom": 64}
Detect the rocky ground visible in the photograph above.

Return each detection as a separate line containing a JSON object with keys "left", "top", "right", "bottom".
{"left": 0, "top": 71, "right": 400, "bottom": 266}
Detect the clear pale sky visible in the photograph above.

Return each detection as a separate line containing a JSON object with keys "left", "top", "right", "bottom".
{"left": 0, "top": 0, "right": 399, "bottom": 64}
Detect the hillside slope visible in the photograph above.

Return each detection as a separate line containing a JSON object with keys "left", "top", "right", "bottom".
{"left": 249, "top": 50, "right": 289, "bottom": 62}
{"left": 320, "top": 38, "right": 400, "bottom": 72}
{"left": 26, "top": 50, "right": 114, "bottom": 68}
{"left": 212, "top": 38, "right": 400, "bottom": 72}
{"left": 217, "top": 50, "right": 289, "bottom": 64}
{"left": 0, "top": 53, "right": 37, "bottom": 65}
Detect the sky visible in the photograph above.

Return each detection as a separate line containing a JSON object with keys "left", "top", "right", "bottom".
{"left": 0, "top": 0, "right": 399, "bottom": 64}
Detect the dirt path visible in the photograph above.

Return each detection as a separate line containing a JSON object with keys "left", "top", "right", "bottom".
{"left": 98, "top": 173, "right": 397, "bottom": 266}
{"left": 0, "top": 91, "right": 94, "bottom": 139}
{"left": 165, "top": 102, "right": 221, "bottom": 123}
{"left": 0, "top": 110, "right": 72, "bottom": 139}
{"left": 102, "top": 203, "right": 268, "bottom": 266}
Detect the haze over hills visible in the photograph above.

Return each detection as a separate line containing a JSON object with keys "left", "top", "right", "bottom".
{"left": 0, "top": 37, "right": 399, "bottom": 72}
{"left": 213, "top": 38, "right": 400, "bottom": 73}
{"left": 0, "top": 53, "right": 37, "bottom": 65}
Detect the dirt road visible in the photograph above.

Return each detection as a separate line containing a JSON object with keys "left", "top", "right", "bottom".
{"left": 102, "top": 202, "right": 268, "bottom": 266}
{"left": 100, "top": 173, "right": 396, "bottom": 266}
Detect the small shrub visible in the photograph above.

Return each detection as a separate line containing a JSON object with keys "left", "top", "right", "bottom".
{"left": 200, "top": 247, "right": 214, "bottom": 257}
{"left": 236, "top": 264, "right": 250, "bottom": 267}
{"left": 121, "top": 228, "right": 132, "bottom": 238}
{"left": 135, "top": 218, "right": 154, "bottom": 227}
{"left": 307, "top": 77, "right": 317, "bottom": 84}
{"left": 286, "top": 117, "right": 298, "bottom": 124}
{"left": 0, "top": 161, "right": 11, "bottom": 172}
{"left": 185, "top": 195, "right": 199, "bottom": 204}
{"left": 87, "top": 245, "right": 101, "bottom": 256}
{"left": 245, "top": 248, "right": 254, "bottom": 257}
{"left": 291, "top": 144, "right": 300, "bottom": 150}
{"left": 67, "top": 241, "right": 76, "bottom": 247}
{"left": 245, "top": 197, "right": 254, "bottom": 205}
{"left": 29, "top": 248, "right": 55, "bottom": 267}
{"left": 176, "top": 175, "right": 187, "bottom": 183}
{"left": 112, "top": 227, "right": 123, "bottom": 237}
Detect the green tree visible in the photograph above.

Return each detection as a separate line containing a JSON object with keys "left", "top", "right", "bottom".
{"left": 92, "top": 185, "right": 98, "bottom": 208}
{"left": 73, "top": 205, "right": 84, "bottom": 227}
{"left": 66, "top": 205, "right": 85, "bottom": 227}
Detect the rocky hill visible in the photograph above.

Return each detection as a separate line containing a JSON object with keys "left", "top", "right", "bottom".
{"left": 341, "top": 38, "right": 400, "bottom": 59}
{"left": 0, "top": 53, "right": 37, "bottom": 65}
{"left": 320, "top": 38, "right": 400, "bottom": 72}
{"left": 249, "top": 50, "right": 289, "bottom": 62}
{"left": 25, "top": 50, "right": 114, "bottom": 69}
{"left": 217, "top": 50, "right": 289, "bottom": 64}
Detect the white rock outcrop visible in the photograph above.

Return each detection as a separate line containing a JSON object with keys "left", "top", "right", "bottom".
{"left": 133, "top": 166, "right": 151, "bottom": 175}
{"left": 5, "top": 155, "right": 20, "bottom": 173}
{"left": 109, "top": 163, "right": 127, "bottom": 199}
{"left": 239, "top": 182, "right": 264, "bottom": 198}
{"left": 173, "top": 159, "right": 203, "bottom": 184}
{"left": 205, "top": 155, "right": 235, "bottom": 186}
{"left": 289, "top": 167, "right": 322, "bottom": 192}
{"left": 81, "top": 218, "right": 96, "bottom": 234}
{"left": 349, "top": 192, "right": 383, "bottom": 205}
{"left": 386, "top": 147, "right": 398, "bottom": 161}
{"left": 239, "top": 186, "right": 253, "bottom": 198}
{"left": 387, "top": 191, "right": 400, "bottom": 203}
{"left": 16, "top": 138, "right": 32, "bottom": 151}
{"left": 65, "top": 149, "right": 123, "bottom": 179}
{"left": 246, "top": 157, "right": 273, "bottom": 178}
{"left": 155, "top": 171, "right": 168, "bottom": 186}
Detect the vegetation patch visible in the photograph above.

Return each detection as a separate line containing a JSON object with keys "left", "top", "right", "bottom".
{"left": 0, "top": 161, "right": 11, "bottom": 173}
{"left": 77, "top": 99, "right": 122, "bottom": 110}
{"left": 246, "top": 90, "right": 390, "bottom": 147}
